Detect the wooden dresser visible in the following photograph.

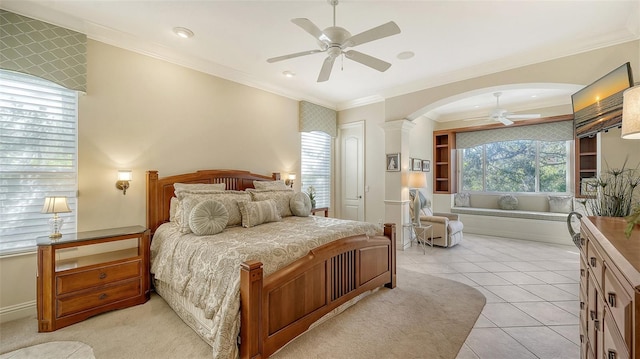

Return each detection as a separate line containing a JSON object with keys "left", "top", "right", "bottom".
{"left": 37, "top": 226, "right": 150, "bottom": 332}
{"left": 579, "top": 217, "right": 640, "bottom": 359}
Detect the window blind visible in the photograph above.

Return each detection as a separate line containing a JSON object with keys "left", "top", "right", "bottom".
{"left": 301, "top": 131, "right": 331, "bottom": 209}
{"left": 0, "top": 69, "right": 78, "bottom": 254}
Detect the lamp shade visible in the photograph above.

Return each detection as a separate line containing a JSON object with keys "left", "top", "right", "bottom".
{"left": 41, "top": 197, "right": 71, "bottom": 214}
{"left": 408, "top": 172, "right": 427, "bottom": 189}
{"left": 622, "top": 86, "right": 640, "bottom": 139}
{"left": 118, "top": 170, "right": 132, "bottom": 181}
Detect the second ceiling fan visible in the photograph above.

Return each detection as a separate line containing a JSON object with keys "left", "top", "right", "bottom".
{"left": 267, "top": 0, "right": 401, "bottom": 82}
{"left": 466, "top": 92, "right": 541, "bottom": 126}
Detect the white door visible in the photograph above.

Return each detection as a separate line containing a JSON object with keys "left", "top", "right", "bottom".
{"left": 340, "top": 122, "right": 364, "bottom": 221}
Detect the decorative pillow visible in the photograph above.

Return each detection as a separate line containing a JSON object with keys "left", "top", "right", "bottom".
{"left": 253, "top": 180, "right": 289, "bottom": 190}
{"left": 249, "top": 190, "right": 294, "bottom": 217}
{"left": 238, "top": 199, "right": 281, "bottom": 228}
{"left": 548, "top": 196, "right": 573, "bottom": 213}
{"left": 454, "top": 192, "right": 471, "bottom": 207}
{"left": 498, "top": 195, "right": 519, "bottom": 210}
{"left": 176, "top": 191, "right": 251, "bottom": 232}
{"left": 169, "top": 197, "right": 179, "bottom": 222}
{"left": 188, "top": 199, "right": 229, "bottom": 236}
{"left": 290, "top": 192, "right": 311, "bottom": 217}
{"left": 174, "top": 182, "right": 226, "bottom": 196}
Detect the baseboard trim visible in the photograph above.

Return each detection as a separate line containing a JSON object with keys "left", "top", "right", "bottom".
{"left": 0, "top": 300, "right": 36, "bottom": 324}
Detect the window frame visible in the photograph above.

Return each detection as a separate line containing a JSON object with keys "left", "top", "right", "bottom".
{"left": 0, "top": 69, "right": 79, "bottom": 255}
{"left": 458, "top": 138, "right": 573, "bottom": 195}
{"left": 300, "top": 131, "right": 332, "bottom": 209}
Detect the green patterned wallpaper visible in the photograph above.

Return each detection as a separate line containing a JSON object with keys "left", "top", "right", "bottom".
{"left": 0, "top": 9, "right": 86, "bottom": 92}
{"left": 299, "top": 100, "right": 337, "bottom": 137}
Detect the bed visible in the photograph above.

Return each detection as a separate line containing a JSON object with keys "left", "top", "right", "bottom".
{"left": 146, "top": 169, "right": 396, "bottom": 359}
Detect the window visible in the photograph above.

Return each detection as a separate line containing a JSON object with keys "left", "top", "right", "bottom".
{"left": 301, "top": 131, "right": 331, "bottom": 208}
{"left": 0, "top": 69, "right": 78, "bottom": 254}
{"left": 461, "top": 139, "right": 570, "bottom": 193}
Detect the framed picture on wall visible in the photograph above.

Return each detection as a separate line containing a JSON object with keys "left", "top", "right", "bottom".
{"left": 386, "top": 153, "right": 400, "bottom": 172}
{"left": 422, "top": 160, "right": 430, "bottom": 172}
{"left": 411, "top": 158, "right": 422, "bottom": 171}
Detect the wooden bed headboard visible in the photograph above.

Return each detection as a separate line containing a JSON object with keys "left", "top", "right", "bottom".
{"left": 146, "top": 169, "right": 279, "bottom": 234}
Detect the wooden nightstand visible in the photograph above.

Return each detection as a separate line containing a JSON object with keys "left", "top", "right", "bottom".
{"left": 36, "top": 225, "right": 150, "bottom": 332}
{"left": 311, "top": 207, "right": 329, "bottom": 217}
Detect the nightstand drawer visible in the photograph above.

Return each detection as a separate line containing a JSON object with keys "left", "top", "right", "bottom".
{"left": 56, "top": 260, "right": 141, "bottom": 295}
{"left": 57, "top": 278, "right": 142, "bottom": 317}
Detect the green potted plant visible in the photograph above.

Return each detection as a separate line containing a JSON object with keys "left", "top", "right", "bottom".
{"left": 307, "top": 186, "right": 316, "bottom": 209}
{"left": 578, "top": 160, "right": 640, "bottom": 238}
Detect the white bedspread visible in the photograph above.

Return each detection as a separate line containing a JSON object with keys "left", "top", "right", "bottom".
{"left": 150, "top": 216, "right": 381, "bottom": 359}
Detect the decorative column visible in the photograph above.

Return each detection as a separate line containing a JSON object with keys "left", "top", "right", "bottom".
{"left": 382, "top": 119, "right": 415, "bottom": 250}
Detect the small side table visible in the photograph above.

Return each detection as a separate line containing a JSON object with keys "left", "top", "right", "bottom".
{"left": 311, "top": 207, "right": 329, "bottom": 217}
{"left": 37, "top": 225, "right": 150, "bottom": 332}
{"left": 406, "top": 222, "right": 433, "bottom": 254}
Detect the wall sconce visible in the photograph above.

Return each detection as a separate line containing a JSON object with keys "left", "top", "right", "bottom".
{"left": 622, "top": 86, "right": 640, "bottom": 139}
{"left": 116, "top": 170, "right": 132, "bottom": 195}
{"left": 285, "top": 174, "right": 296, "bottom": 188}
{"left": 41, "top": 196, "right": 71, "bottom": 238}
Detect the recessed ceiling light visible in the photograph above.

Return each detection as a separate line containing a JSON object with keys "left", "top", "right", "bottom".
{"left": 282, "top": 71, "right": 296, "bottom": 78}
{"left": 173, "top": 27, "right": 194, "bottom": 39}
{"left": 396, "top": 51, "right": 415, "bottom": 60}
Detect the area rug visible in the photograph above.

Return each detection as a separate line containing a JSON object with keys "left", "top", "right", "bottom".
{"left": 0, "top": 341, "right": 94, "bottom": 359}
{"left": 272, "top": 268, "right": 486, "bottom": 358}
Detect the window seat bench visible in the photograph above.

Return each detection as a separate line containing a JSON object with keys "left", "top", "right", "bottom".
{"left": 451, "top": 207, "right": 568, "bottom": 222}
{"left": 450, "top": 206, "right": 573, "bottom": 245}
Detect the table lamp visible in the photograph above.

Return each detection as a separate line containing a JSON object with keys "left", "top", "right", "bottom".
{"left": 41, "top": 196, "right": 71, "bottom": 238}
{"left": 408, "top": 172, "right": 427, "bottom": 225}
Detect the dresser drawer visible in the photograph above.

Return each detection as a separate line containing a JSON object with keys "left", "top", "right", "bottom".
{"left": 580, "top": 255, "right": 588, "bottom": 293}
{"left": 56, "top": 278, "right": 142, "bottom": 318}
{"left": 603, "top": 314, "right": 630, "bottom": 359}
{"left": 580, "top": 287, "right": 588, "bottom": 330}
{"left": 56, "top": 260, "right": 141, "bottom": 295}
{"left": 603, "top": 267, "right": 632, "bottom": 350}
{"left": 587, "top": 275, "right": 603, "bottom": 348}
{"left": 587, "top": 240, "right": 604, "bottom": 290}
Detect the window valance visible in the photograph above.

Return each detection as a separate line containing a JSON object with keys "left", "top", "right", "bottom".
{"left": 0, "top": 10, "right": 87, "bottom": 92}
{"left": 299, "top": 101, "right": 337, "bottom": 137}
{"left": 456, "top": 120, "right": 573, "bottom": 149}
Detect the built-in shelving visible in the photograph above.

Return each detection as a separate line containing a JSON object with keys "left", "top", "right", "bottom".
{"left": 433, "top": 131, "right": 456, "bottom": 194}
{"left": 575, "top": 136, "right": 597, "bottom": 198}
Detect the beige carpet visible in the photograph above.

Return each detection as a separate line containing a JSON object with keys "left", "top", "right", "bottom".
{"left": 0, "top": 268, "right": 485, "bottom": 359}
{"left": 0, "top": 341, "right": 94, "bottom": 359}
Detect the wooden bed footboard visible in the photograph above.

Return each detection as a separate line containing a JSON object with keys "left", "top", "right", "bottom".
{"left": 146, "top": 170, "right": 396, "bottom": 359}
{"left": 240, "top": 223, "right": 396, "bottom": 359}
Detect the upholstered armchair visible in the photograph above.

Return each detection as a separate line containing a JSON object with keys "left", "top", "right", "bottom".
{"left": 410, "top": 189, "right": 464, "bottom": 247}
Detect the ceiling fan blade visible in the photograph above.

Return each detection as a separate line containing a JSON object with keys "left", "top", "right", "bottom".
{"left": 291, "top": 18, "right": 331, "bottom": 43}
{"left": 505, "top": 114, "right": 542, "bottom": 119}
{"left": 267, "top": 49, "right": 323, "bottom": 63}
{"left": 345, "top": 21, "right": 401, "bottom": 48}
{"left": 317, "top": 56, "right": 336, "bottom": 82}
{"left": 344, "top": 50, "right": 391, "bottom": 72}
{"left": 497, "top": 117, "right": 514, "bottom": 126}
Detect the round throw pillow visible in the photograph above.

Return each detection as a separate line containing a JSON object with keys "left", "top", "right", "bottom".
{"left": 189, "top": 199, "right": 229, "bottom": 235}
{"left": 290, "top": 192, "right": 312, "bottom": 217}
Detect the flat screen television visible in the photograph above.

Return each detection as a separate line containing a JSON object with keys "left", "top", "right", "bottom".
{"left": 572, "top": 62, "right": 634, "bottom": 138}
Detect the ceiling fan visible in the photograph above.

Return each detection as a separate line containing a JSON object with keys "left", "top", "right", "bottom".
{"left": 467, "top": 92, "right": 541, "bottom": 126}
{"left": 267, "top": 0, "right": 401, "bottom": 82}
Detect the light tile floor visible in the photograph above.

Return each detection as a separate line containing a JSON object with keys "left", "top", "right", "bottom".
{"left": 396, "top": 232, "right": 580, "bottom": 359}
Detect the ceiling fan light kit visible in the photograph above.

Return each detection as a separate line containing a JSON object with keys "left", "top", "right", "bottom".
{"left": 267, "top": 0, "right": 401, "bottom": 82}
